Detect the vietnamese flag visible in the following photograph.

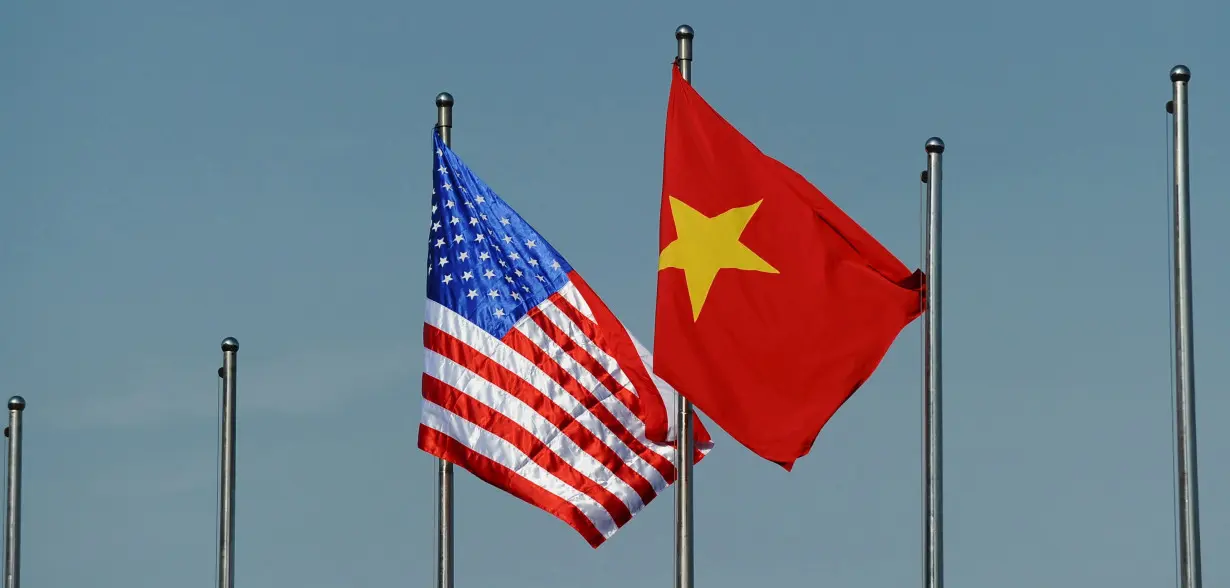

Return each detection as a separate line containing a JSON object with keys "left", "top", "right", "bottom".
{"left": 653, "top": 65, "right": 925, "bottom": 470}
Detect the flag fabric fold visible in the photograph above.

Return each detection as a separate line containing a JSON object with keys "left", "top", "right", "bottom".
{"left": 654, "top": 65, "right": 924, "bottom": 470}
{"left": 419, "top": 131, "right": 713, "bottom": 547}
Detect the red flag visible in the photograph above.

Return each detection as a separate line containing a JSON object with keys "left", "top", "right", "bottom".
{"left": 653, "top": 66, "right": 924, "bottom": 470}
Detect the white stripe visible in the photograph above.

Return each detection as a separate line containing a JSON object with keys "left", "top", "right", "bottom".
{"left": 555, "top": 282, "right": 715, "bottom": 456}
{"left": 424, "top": 299, "right": 672, "bottom": 492}
{"left": 626, "top": 333, "right": 678, "bottom": 443}
{"left": 420, "top": 402, "right": 620, "bottom": 538}
{"left": 537, "top": 299, "right": 637, "bottom": 396}
{"left": 423, "top": 350, "right": 646, "bottom": 513}
{"left": 556, "top": 281, "right": 596, "bottom": 322}
{"left": 514, "top": 317, "right": 676, "bottom": 463}
{"left": 623, "top": 330, "right": 715, "bottom": 453}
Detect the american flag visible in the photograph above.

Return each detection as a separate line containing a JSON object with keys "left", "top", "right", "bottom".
{"left": 418, "top": 131, "right": 713, "bottom": 547}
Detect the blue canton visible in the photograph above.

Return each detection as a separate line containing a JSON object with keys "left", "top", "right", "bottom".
{"left": 425, "top": 131, "right": 575, "bottom": 339}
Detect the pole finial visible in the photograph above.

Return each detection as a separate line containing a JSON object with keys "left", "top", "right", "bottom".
{"left": 221, "top": 337, "right": 239, "bottom": 352}
{"left": 1170, "top": 65, "right": 1191, "bottom": 83}
{"left": 6, "top": 397, "right": 24, "bottom": 411}
{"left": 925, "top": 137, "right": 945, "bottom": 154}
{"left": 435, "top": 92, "right": 455, "bottom": 108}
{"left": 675, "top": 24, "right": 694, "bottom": 73}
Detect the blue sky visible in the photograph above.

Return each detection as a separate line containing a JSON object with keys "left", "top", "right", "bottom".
{"left": 2, "top": 0, "right": 1229, "bottom": 586}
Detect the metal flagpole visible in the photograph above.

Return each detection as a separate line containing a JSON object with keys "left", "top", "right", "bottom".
{"left": 1168, "top": 64, "right": 1202, "bottom": 588}
{"left": 673, "top": 23, "right": 695, "bottom": 588}
{"left": 4, "top": 396, "right": 25, "bottom": 588}
{"left": 434, "top": 91, "right": 455, "bottom": 588}
{"left": 218, "top": 338, "right": 238, "bottom": 588}
{"left": 923, "top": 137, "right": 944, "bottom": 588}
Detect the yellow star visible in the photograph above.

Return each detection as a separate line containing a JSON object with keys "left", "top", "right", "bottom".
{"left": 659, "top": 196, "right": 778, "bottom": 320}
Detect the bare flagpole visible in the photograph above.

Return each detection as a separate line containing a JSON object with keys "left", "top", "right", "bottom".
{"left": 4, "top": 397, "right": 25, "bottom": 588}
{"left": 922, "top": 138, "right": 944, "bottom": 588}
{"left": 672, "top": 23, "right": 695, "bottom": 588}
{"left": 218, "top": 338, "right": 238, "bottom": 588}
{"left": 434, "top": 91, "right": 456, "bottom": 588}
{"left": 1168, "top": 64, "right": 1202, "bottom": 588}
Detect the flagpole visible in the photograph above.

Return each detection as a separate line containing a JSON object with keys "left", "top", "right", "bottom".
{"left": 673, "top": 23, "right": 695, "bottom": 588}
{"left": 1168, "top": 64, "right": 1202, "bottom": 588}
{"left": 434, "top": 91, "right": 455, "bottom": 588}
{"left": 4, "top": 396, "right": 25, "bottom": 588}
{"left": 922, "top": 137, "right": 944, "bottom": 588}
{"left": 218, "top": 338, "right": 238, "bottom": 588}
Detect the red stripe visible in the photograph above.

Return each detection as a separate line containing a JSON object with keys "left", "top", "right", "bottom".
{"left": 530, "top": 301, "right": 641, "bottom": 418}
{"left": 504, "top": 326, "right": 677, "bottom": 485}
{"left": 425, "top": 325, "right": 665, "bottom": 503}
{"left": 418, "top": 425, "right": 608, "bottom": 548}
{"left": 422, "top": 375, "right": 633, "bottom": 527}
{"left": 523, "top": 305, "right": 681, "bottom": 478}
{"left": 560, "top": 275, "right": 675, "bottom": 445}
{"left": 567, "top": 273, "right": 714, "bottom": 461}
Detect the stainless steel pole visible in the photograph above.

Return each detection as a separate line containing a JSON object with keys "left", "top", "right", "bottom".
{"left": 4, "top": 396, "right": 25, "bottom": 588}
{"left": 923, "top": 138, "right": 944, "bottom": 588}
{"left": 673, "top": 23, "right": 695, "bottom": 588}
{"left": 218, "top": 338, "right": 238, "bottom": 588}
{"left": 1169, "top": 64, "right": 1202, "bottom": 588}
{"left": 434, "top": 91, "right": 455, "bottom": 588}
